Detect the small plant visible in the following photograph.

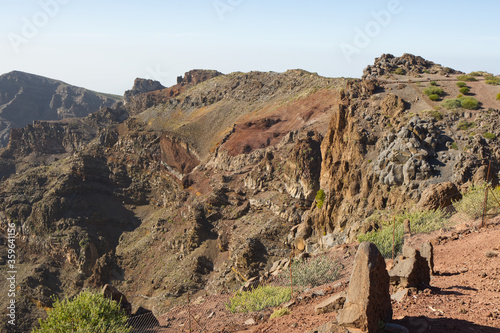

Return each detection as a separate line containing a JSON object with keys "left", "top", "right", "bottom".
{"left": 430, "top": 81, "right": 437, "bottom": 86}
{"left": 270, "top": 307, "right": 291, "bottom": 319}
{"left": 468, "top": 71, "right": 484, "bottom": 76}
{"left": 497, "top": 93, "right": 500, "bottom": 100}
{"left": 288, "top": 255, "right": 342, "bottom": 288}
{"left": 454, "top": 184, "right": 500, "bottom": 219}
{"left": 33, "top": 291, "right": 131, "bottom": 333}
{"left": 456, "top": 81, "right": 467, "bottom": 88}
{"left": 393, "top": 68, "right": 406, "bottom": 75}
{"left": 315, "top": 189, "right": 326, "bottom": 209}
{"left": 485, "top": 76, "right": 500, "bottom": 85}
{"left": 459, "top": 87, "right": 470, "bottom": 94}
{"left": 427, "top": 110, "right": 443, "bottom": 120}
{"left": 457, "top": 120, "right": 476, "bottom": 131}
{"left": 459, "top": 96, "right": 479, "bottom": 110}
{"left": 483, "top": 132, "right": 497, "bottom": 140}
{"left": 226, "top": 286, "right": 291, "bottom": 313}
{"left": 428, "top": 94, "right": 439, "bottom": 101}
{"left": 450, "top": 142, "right": 458, "bottom": 150}
{"left": 457, "top": 75, "right": 477, "bottom": 82}
{"left": 441, "top": 99, "right": 461, "bottom": 110}
{"left": 424, "top": 86, "right": 445, "bottom": 97}
{"left": 457, "top": 94, "right": 464, "bottom": 98}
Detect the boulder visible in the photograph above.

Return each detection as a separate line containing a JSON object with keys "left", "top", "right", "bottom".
{"left": 420, "top": 242, "right": 435, "bottom": 275}
{"left": 389, "top": 246, "right": 430, "bottom": 289}
{"left": 337, "top": 242, "right": 392, "bottom": 332}
{"left": 417, "top": 181, "right": 461, "bottom": 211}
{"left": 315, "top": 291, "right": 347, "bottom": 314}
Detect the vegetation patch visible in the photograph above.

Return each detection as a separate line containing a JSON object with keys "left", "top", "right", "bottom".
{"left": 428, "top": 94, "right": 440, "bottom": 101}
{"left": 457, "top": 120, "right": 476, "bottom": 131}
{"left": 430, "top": 81, "right": 437, "bottom": 86}
{"left": 424, "top": 86, "right": 445, "bottom": 97}
{"left": 497, "top": 93, "right": 500, "bottom": 101}
{"left": 483, "top": 132, "right": 497, "bottom": 140}
{"left": 358, "top": 210, "right": 449, "bottom": 258}
{"left": 288, "top": 255, "right": 342, "bottom": 288}
{"left": 459, "top": 96, "right": 479, "bottom": 110}
{"left": 456, "top": 81, "right": 467, "bottom": 88}
{"left": 33, "top": 291, "right": 131, "bottom": 333}
{"left": 393, "top": 68, "right": 406, "bottom": 75}
{"left": 426, "top": 110, "right": 443, "bottom": 120}
{"left": 454, "top": 184, "right": 500, "bottom": 219}
{"left": 441, "top": 99, "right": 461, "bottom": 110}
{"left": 226, "top": 286, "right": 291, "bottom": 313}
{"left": 485, "top": 76, "right": 500, "bottom": 85}
{"left": 315, "top": 189, "right": 326, "bottom": 209}
{"left": 270, "top": 307, "right": 291, "bottom": 319}
{"left": 457, "top": 75, "right": 478, "bottom": 82}
{"left": 459, "top": 87, "right": 470, "bottom": 95}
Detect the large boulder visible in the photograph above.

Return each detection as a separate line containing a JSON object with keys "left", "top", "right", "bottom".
{"left": 417, "top": 181, "right": 461, "bottom": 211}
{"left": 389, "top": 246, "right": 430, "bottom": 289}
{"left": 337, "top": 242, "right": 392, "bottom": 332}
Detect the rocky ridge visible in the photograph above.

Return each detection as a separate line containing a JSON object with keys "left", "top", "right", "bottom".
{"left": 0, "top": 54, "right": 499, "bottom": 332}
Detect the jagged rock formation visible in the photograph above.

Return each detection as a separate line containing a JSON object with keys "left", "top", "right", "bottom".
{"left": 363, "top": 53, "right": 463, "bottom": 80}
{"left": 0, "top": 71, "right": 121, "bottom": 147}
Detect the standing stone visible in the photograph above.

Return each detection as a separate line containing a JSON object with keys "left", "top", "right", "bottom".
{"left": 420, "top": 242, "right": 434, "bottom": 275}
{"left": 389, "top": 246, "right": 430, "bottom": 288}
{"left": 337, "top": 242, "right": 392, "bottom": 332}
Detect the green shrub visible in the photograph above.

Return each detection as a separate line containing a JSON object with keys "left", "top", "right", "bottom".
{"left": 456, "top": 81, "right": 467, "bottom": 88}
{"left": 270, "top": 307, "right": 291, "bottom": 319}
{"left": 497, "top": 93, "right": 500, "bottom": 101}
{"left": 424, "top": 86, "right": 445, "bottom": 96}
{"left": 393, "top": 68, "right": 406, "bottom": 75}
{"left": 459, "top": 96, "right": 479, "bottom": 110}
{"left": 457, "top": 94, "right": 464, "bottom": 98}
{"left": 483, "top": 132, "right": 497, "bottom": 140}
{"left": 450, "top": 142, "right": 458, "bottom": 150}
{"left": 485, "top": 76, "right": 500, "bottom": 85}
{"left": 457, "top": 120, "right": 476, "bottom": 131}
{"left": 358, "top": 210, "right": 449, "bottom": 258}
{"left": 428, "top": 94, "right": 440, "bottom": 101}
{"left": 430, "top": 81, "right": 437, "bottom": 86}
{"left": 288, "top": 255, "right": 342, "bottom": 288}
{"left": 441, "top": 99, "right": 461, "bottom": 109}
{"left": 315, "top": 189, "right": 326, "bottom": 209}
{"left": 226, "top": 286, "right": 291, "bottom": 313}
{"left": 459, "top": 87, "right": 470, "bottom": 94}
{"left": 454, "top": 184, "right": 500, "bottom": 219}
{"left": 468, "top": 71, "right": 483, "bottom": 76}
{"left": 457, "top": 75, "right": 477, "bottom": 82}
{"left": 426, "top": 110, "right": 443, "bottom": 120}
{"left": 33, "top": 291, "right": 131, "bottom": 333}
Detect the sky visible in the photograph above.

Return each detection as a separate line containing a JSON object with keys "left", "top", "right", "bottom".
{"left": 0, "top": 0, "right": 499, "bottom": 95}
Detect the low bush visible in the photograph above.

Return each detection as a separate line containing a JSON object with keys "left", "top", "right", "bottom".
{"left": 429, "top": 94, "right": 440, "bottom": 101}
{"left": 485, "top": 76, "right": 500, "bottom": 85}
{"left": 270, "top": 307, "right": 291, "bottom": 319}
{"left": 424, "top": 86, "right": 445, "bottom": 96}
{"left": 457, "top": 120, "right": 476, "bottom": 131}
{"left": 430, "top": 81, "right": 437, "bottom": 86}
{"left": 450, "top": 142, "right": 458, "bottom": 150}
{"left": 497, "top": 93, "right": 500, "bottom": 101}
{"left": 288, "top": 255, "right": 342, "bottom": 288}
{"left": 441, "top": 99, "right": 461, "bottom": 109}
{"left": 358, "top": 209, "right": 449, "bottom": 258}
{"left": 459, "top": 96, "right": 479, "bottom": 110}
{"left": 459, "top": 87, "right": 470, "bottom": 94}
{"left": 315, "top": 189, "right": 326, "bottom": 209}
{"left": 393, "top": 68, "right": 406, "bottom": 75}
{"left": 483, "top": 132, "right": 497, "bottom": 140}
{"left": 457, "top": 75, "right": 477, "bottom": 82}
{"left": 226, "top": 286, "right": 291, "bottom": 313}
{"left": 426, "top": 110, "right": 443, "bottom": 120}
{"left": 456, "top": 81, "right": 467, "bottom": 88}
{"left": 33, "top": 291, "right": 131, "bottom": 333}
{"left": 468, "top": 71, "right": 484, "bottom": 76}
{"left": 454, "top": 184, "right": 500, "bottom": 219}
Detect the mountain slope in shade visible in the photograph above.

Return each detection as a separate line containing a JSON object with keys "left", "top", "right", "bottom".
{"left": 0, "top": 71, "right": 122, "bottom": 146}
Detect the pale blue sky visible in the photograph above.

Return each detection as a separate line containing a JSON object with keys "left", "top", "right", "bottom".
{"left": 1, "top": 0, "right": 499, "bottom": 95}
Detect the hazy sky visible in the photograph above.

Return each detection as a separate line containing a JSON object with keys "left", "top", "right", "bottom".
{"left": 1, "top": 0, "right": 499, "bottom": 95}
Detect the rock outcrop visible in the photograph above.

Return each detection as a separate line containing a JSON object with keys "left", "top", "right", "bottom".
{"left": 337, "top": 242, "right": 392, "bottom": 332}
{"left": 389, "top": 245, "right": 431, "bottom": 289}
